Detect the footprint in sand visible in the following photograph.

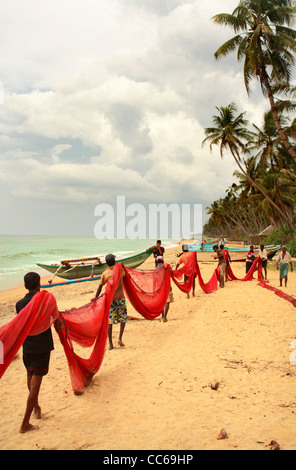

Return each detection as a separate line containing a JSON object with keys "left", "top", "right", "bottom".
{"left": 289, "top": 340, "right": 296, "bottom": 365}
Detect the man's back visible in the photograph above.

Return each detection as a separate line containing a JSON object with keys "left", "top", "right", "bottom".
{"left": 16, "top": 291, "right": 54, "bottom": 354}
{"left": 99, "top": 266, "right": 126, "bottom": 301}
{"left": 178, "top": 251, "right": 191, "bottom": 266}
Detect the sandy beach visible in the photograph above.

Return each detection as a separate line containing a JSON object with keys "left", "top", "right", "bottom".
{"left": 0, "top": 243, "right": 296, "bottom": 451}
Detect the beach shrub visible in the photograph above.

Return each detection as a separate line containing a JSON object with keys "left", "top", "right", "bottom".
{"left": 263, "top": 226, "right": 296, "bottom": 256}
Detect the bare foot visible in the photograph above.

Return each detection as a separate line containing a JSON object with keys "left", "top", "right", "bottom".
{"left": 35, "top": 406, "right": 42, "bottom": 419}
{"left": 109, "top": 343, "right": 114, "bottom": 350}
{"left": 118, "top": 340, "right": 125, "bottom": 347}
{"left": 19, "top": 423, "right": 39, "bottom": 434}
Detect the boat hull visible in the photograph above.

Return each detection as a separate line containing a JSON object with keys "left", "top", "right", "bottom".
{"left": 191, "top": 245, "right": 280, "bottom": 263}
{"left": 37, "top": 248, "right": 154, "bottom": 280}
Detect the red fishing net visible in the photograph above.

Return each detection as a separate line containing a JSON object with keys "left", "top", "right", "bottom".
{"left": 123, "top": 264, "right": 171, "bottom": 320}
{"left": 0, "top": 291, "right": 59, "bottom": 379}
{"left": 171, "top": 252, "right": 219, "bottom": 294}
{"left": 227, "top": 258, "right": 264, "bottom": 282}
{"left": 56, "top": 263, "right": 123, "bottom": 394}
{"left": 171, "top": 252, "right": 198, "bottom": 293}
{"left": 196, "top": 262, "right": 219, "bottom": 293}
{"left": 258, "top": 280, "right": 296, "bottom": 307}
{"left": 0, "top": 252, "right": 290, "bottom": 395}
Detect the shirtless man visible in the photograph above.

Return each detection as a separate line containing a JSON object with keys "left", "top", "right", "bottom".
{"left": 213, "top": 245, "right": 226, "bottom": 288}
{"left": 175, "top": 244, "right": 195, "bottom": 299}
{"left": 220, "top": 244, "right": 231, "bottom": 282}
{"left": 95, "top": 254, "right": 127, "bottom": 350}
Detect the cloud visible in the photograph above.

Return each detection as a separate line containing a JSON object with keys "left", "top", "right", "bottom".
{"left": 0, "top": 0, "right": 267, "bottom": 235}
{"left": 9, "top": 160, "right": 158, "bottom": 203}
{"left": 121, "top": 0, "right": 196, "bottom": 16}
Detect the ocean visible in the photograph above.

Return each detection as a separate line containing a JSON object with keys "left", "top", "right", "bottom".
{"left": 0, "top": 235, "right": 180, "bottom": 291}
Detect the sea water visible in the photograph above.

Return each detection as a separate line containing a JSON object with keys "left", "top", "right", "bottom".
{"left": 0, "top": 235, "right": 179, "bottom": 291}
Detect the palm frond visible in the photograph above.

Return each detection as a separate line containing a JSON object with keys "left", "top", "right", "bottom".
{"left": 268, "top": 5, "right": 296, "bottom": 27}
{"left": 214, "top": 35, "right": 243, "bottom": 59}
{"left": 212, "top": 13, "right": 247, "bottom": 32}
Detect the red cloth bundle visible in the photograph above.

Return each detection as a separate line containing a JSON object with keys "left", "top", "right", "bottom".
{"left": 56, "top": 263, "right": 123, "bottom": 394}
{"left": 123, "top": 264, "right": 171, "bottom": 320}
{"left": 227, "top": 258, "right": 263, "bottom": 282}
{"left": 0, "top": 290, "right": 59, "bottom": 379}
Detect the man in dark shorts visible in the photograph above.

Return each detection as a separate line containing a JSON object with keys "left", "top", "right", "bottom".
{"left": 175, "top": 244, "right": 196, "bottom": 298}
{"left": 153, "top": 240, "right": 165, "bottom": 267}
{"left": 258, "top": 244, "right": 268, "bottom": 280}
{"left": 16, "top": 272, "right": 63, "bottom": 433}
{"left": 246, "top": 245, "right": 256, "bottom": 274}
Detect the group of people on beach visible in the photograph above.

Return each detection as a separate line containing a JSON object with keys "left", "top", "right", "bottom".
{"left": 12, "top": 239, "right": 293, "bottom": 434}
{"left": 211, "top": 239, "right": 293, "bottom": 289}
{"left": 245, "top": 243, "right": 293, "bottom": 286}
{"left": 14, "top": 240, "right": 169, "bottom": 433}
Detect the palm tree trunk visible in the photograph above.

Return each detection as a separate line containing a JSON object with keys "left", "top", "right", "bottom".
{"left": 260, "top": 64, "right": 296, "bottom": 164}
{"left": 230, "top": 149, "right": 294, "bottom": 230}
{"left": 274, "top": 181, "right": 294, "bottom": 234}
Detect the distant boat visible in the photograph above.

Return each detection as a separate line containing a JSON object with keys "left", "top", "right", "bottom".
{"left": 37, "top": 246, "right": 155, "bottom": 280}
{"left": 187, "top": 244, "right": 280, "bottom": 262}
{"left": 203, "top": 238, "right": 219, "bottom": 244}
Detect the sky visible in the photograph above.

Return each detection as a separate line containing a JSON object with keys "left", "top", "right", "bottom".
{"left": 0, "top": 0, "right": 270, "bottom": 237}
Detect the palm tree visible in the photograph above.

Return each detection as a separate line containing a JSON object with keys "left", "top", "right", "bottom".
{"left": 233, "top": 156, "right": 260, "bottom": 196}
{"left": 206, "top": 200, "right": 223, "bottom": 223}
{"left": 203, "top": 103, "right": 294, "bottom": 228}
{"left": 204, "top": 200, "right": 225, "bottom": 235}
{"left": 249, "top": 111, "right": 288, "bottom": 171}
{"left": 205, "top": 188, "right": 268, "bottom": 237}
{"left": 203, "top": 103, "right": 251, "bottom": 163}
{"left": 212, "top": 0, "right": 296, "bottom": 163}
{"left": 248, "top": 170, "right": 295, "bottom": 230}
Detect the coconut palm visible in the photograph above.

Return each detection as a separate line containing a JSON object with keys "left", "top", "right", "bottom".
{"left": 203, "top": 103, "right": 251, "bottom": 163}
{"left": 233, "top": 156, "right": 261, "bottom": 196}
{"left": 212, "top": 0, "right": 296, "bottom": 163}
{"left": 204, "top": 200, "right": 225, "bottom": 235}
{"left": 205, "top": 189, "right": 268, "bottom": 238}
{"left": 249, "top": 111, "right": 288, "bottom": 171}
{"left": 203, "top": 103, "right": 293, "bottom": 226}
{"left": 248, "top": 169, "right": 295, "bottom": 230}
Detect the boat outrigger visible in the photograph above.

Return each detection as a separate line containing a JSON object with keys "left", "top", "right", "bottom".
{"left": 37, "top": 246, "right": 155, "bottom": 282}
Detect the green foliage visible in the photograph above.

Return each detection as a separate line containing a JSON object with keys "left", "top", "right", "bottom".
{"left": 212, "top": 0, "right": 296, "bottom": 95}
{"left": 203, "top": 1, "right": 296, "bottom": 240}
{"left": 263, "top": 226, "right": 296, "bottom": 255}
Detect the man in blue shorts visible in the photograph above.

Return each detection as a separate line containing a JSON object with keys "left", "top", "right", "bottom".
{"left": 95, "top": 254, "right": 127, "bottom": 350}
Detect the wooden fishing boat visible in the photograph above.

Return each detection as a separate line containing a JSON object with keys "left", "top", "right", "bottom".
{"left": 224, "top": 238, "right": 245, "bottom": 247}
{"left": 37, "top": 246, "right": 155, "bottom": 281}
{"left": 188, "top": 244, "right": 280, "bottom": 263}
{"left": 203, "top": 237, "right": 219, "bottom": 244}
